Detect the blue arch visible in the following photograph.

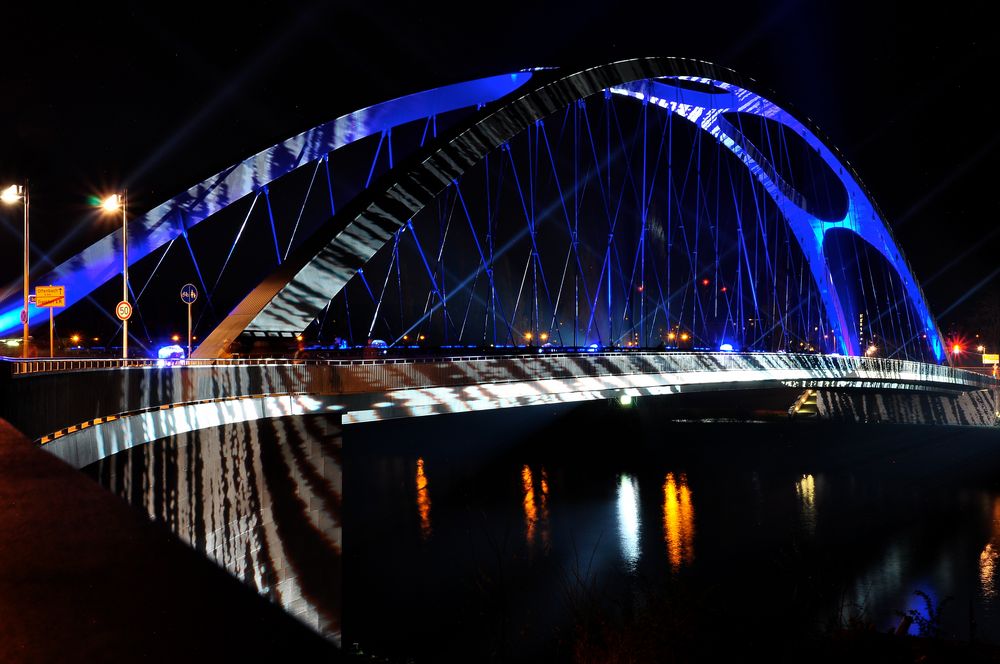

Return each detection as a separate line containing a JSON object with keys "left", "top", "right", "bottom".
{"left": 192, "top": 59, "right": 943, "bottom": 361}
{"left": 0, "top": 57, "right": 940, "bottom": 362}
{"left": 610, "top": 78, "right": 944, "bottom": 361}
{"left": 0, "top": 72, "right": 533, "bottom": 335}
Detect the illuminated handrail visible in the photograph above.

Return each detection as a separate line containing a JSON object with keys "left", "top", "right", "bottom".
{"left": 2, "top": 351, "right": 991, "bottom": 391}
{"left": 7, "top": 351, "right": 992, "bottom": 446}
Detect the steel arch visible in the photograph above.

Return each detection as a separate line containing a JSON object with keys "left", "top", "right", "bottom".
{"left": 193, "top": 58, "right": 943, "bottom": 361}
{"left": 0, "top": 72, "right": 533, "bottom": 336}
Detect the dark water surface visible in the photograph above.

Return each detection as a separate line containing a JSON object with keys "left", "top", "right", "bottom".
{"left": 88, "top": 400, "right": 1000, "bottom": 661}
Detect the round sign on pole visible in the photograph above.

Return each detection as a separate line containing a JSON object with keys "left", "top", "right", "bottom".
{"left": 116, "top": 301, "right": 133, "bottom": 321}
{"left": 180, "top": 283, "right": 198, "bottom": 304}
{"left": 19, "top": 309, "right": 26, "bottom": 325}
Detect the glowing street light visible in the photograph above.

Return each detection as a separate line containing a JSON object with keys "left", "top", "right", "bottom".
{"left": 0, "top": 184, "right": 21, "bottom": 204}
{"left": 2, "top": 183, "right": 29, "bottom": 358}
{"left": 98, "top": 192, "right": 128, "bottom": 359}
{"left": 952, "top": 343, "right": 963, "bottom": 356}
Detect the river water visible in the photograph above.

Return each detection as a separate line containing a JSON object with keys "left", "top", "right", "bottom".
{"left": 87, "top": 399, "right": 1000, "bottom": 661}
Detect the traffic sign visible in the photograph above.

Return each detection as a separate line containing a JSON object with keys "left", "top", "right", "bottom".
{"left": 180, "top": 283, "right": 198, "bottom": 304}
{"left": 116, "top": 301, "right": 133, "bottom": 321}
{"left": 983, "top": 353, "right": 999, "bottom": 365}
{"left": 27, "top": 294, "right": 35, "bottom": 305}
{"left": 19, "top": 309, "right": 26, "bottom": 325}
{"left": 35, "top": 285, "right": 65, "bottom": 308}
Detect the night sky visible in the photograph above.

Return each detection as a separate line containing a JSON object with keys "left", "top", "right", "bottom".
{"left": 1, "top": 1, "right": 996, "bottom": 335}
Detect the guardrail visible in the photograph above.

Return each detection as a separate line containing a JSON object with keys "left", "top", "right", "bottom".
{"left": 1, "top": 350, "right": 991, "bottom": 385}
{"left": 2, "top": 351, "right": 993, "bottom": 443}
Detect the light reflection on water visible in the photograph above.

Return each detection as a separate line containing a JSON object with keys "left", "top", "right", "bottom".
{"left": 981, "top": 498, "right": 1000, "bottom": 598}
{"left": 796, "top": 473, "right": 817, "bottom": 534}
{"left": 416, "top": 457, "right": 432, "bottom": 540}
{"left": 617, "top": 474, "right": 641, "bottom": 570}
{"left": 663, "top": 472, "right": 695, "bottom": 570}
{"left": 521, "top": 465, "right": 549, "bottom": 548}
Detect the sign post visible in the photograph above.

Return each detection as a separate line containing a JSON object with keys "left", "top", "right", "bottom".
{"left": 180, "top": 284, "right": 198, "bottom": 358}
{"left": 115, "top": 299, "right": 133, "bottom": 359}
{"left": 35, "top": 285, "right": 65, "bottom": 358}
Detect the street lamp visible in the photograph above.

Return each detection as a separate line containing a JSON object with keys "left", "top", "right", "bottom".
{"left": 2, "top": 183, "right": 28, "bottom": 358}
{"left": 99, "top": 191, "right": 128, "bottom": 359}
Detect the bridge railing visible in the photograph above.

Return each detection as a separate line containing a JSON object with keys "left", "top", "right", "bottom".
{"left": 0, "top": 351, "right": 991, "bottom": 386}
{"left": 1, "top": 351, "right": 994, "bottom": 443}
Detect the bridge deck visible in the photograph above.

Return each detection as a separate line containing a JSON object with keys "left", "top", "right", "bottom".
{"left": 1, "top": 351, "right": 995, "bottom": 468}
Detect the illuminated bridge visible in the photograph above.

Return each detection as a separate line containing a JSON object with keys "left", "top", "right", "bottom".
{"left": 0, "top": 54, "right": 995, "bottom": 450}
{"left": 1, "top": 58, "right": 997, "bottom": 647}
{"left": 0, "top": 351, "right": 994, "bottom": 470}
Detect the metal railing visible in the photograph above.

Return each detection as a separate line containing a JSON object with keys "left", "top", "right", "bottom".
{"left": 5, "top": 350, "right": 993, "bottom": 445}
{"left": 3, "top": 350, "right": 992, "bottom": 388}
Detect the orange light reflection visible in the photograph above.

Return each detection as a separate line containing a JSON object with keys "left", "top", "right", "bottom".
{"left": 521, "top": 465, "right": 550, "bottom": 548}
{"left": 522, "top": 465, "right": 537, "bottom": 544}
{"left": 663, "top": 472, "right": 695, "bottom": 570}
{"left": 981, "top": 497, "right": 1000, "bottom": 597}
{"left": 416, "top": 457, "right": 431, "bottom": 540}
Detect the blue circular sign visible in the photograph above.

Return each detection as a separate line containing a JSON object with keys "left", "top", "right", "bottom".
{"left": 180, "top": 283, "right": 198, "bottom": 304}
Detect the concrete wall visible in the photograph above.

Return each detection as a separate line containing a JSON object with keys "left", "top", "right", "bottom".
{"left": 816, "top": 389, "right": 998, "bottom": 426}
{"left": 89, "top": 414, "right": 343, "bottom": 644}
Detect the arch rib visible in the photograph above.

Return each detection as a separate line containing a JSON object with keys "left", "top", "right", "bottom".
{"left": 194, "top": 58, "right": 944, "bottom": 363}
{"left": 0, "top": 72, "right": 533, "bottom": 335}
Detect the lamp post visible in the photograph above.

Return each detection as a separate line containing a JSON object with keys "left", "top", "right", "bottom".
{"left": 99, "top": 192, "right": 128, "bottom": 359}
{"left": 1, "top": 183, "right": 28, "bottom": 358}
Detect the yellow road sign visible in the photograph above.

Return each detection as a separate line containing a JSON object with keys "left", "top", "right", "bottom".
{"left": 35, "top": 285, "right": 65, "bottom": 308}
{"left": 983, "top": 353, "right": 999, "bottom": 364}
